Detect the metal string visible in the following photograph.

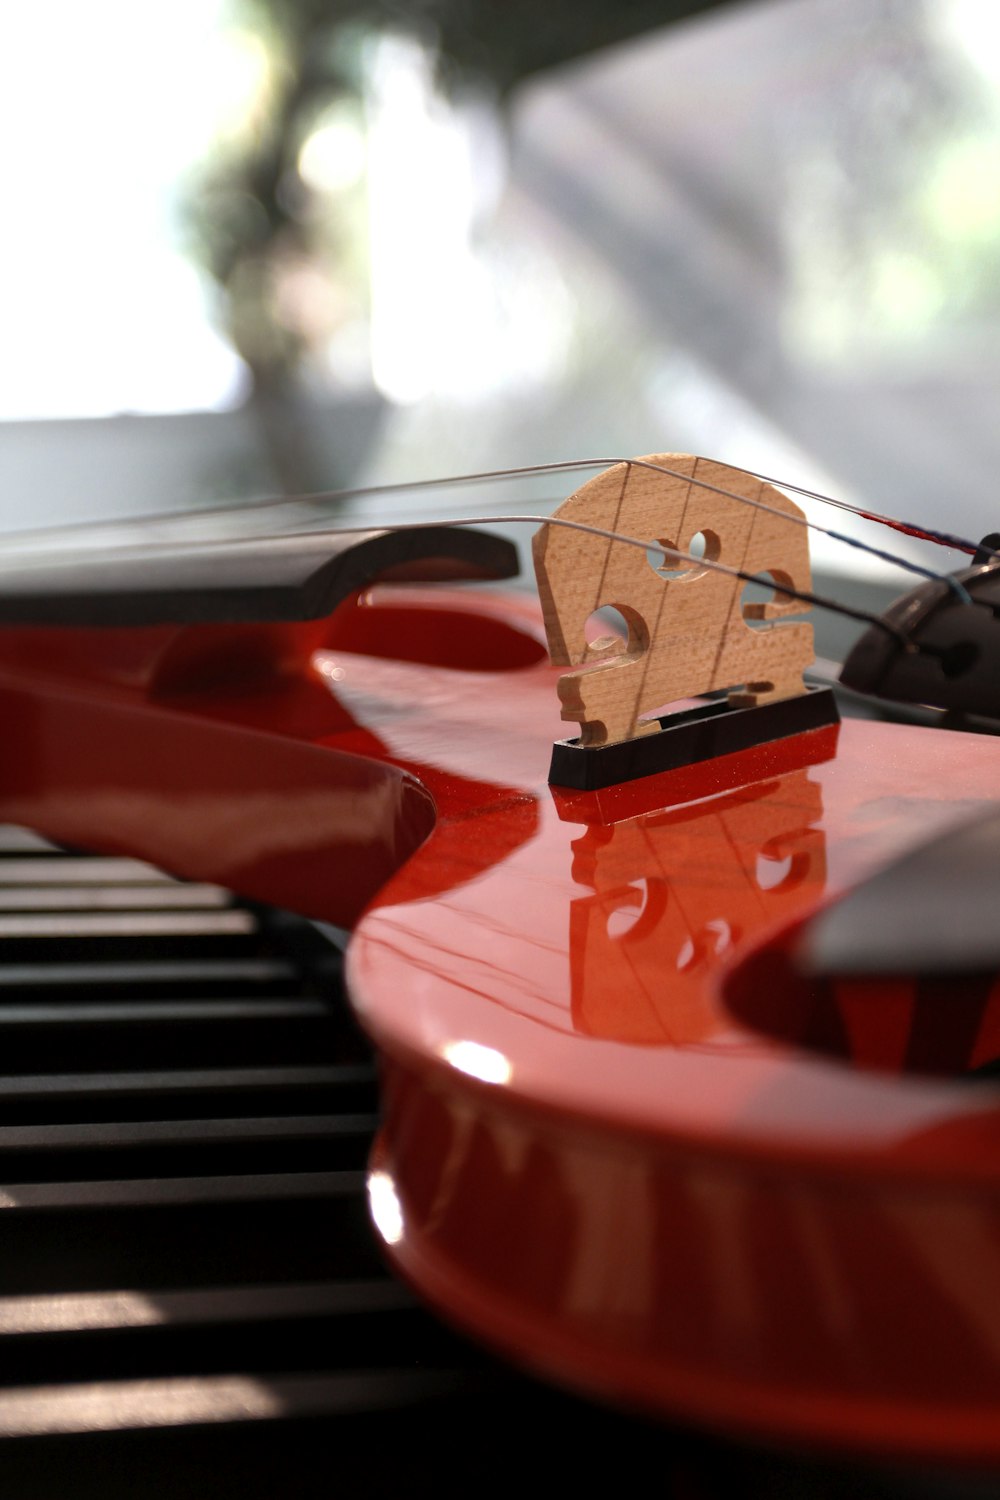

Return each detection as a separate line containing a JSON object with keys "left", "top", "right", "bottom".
{"left": 612, "top": 458, "right": 973, "bottom": 604}
{"left": 746, "top": 468, "right": 1000, "bottom": 562}
{"left": 0, "top": 460, "right": 622, "bottom": 551}
{"left": 0, "top": 453, "right": 991, "bottom": 581}
{"left": 0, "top": 453, "right": 975, "bottom": 592}
{"left": 0, "top": 498, "right": 910, "bottom": 644}
{"left": 244, "top": 510, "right": 913, "bottom": 647}
{"left": 0, "top": 453, "right": 986, "bottom": 640}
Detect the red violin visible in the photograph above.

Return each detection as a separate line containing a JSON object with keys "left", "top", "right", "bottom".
{"left": 0, "top": 453, "right": 998, "bottom": 1463}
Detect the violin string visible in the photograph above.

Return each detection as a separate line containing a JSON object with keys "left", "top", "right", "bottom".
{"left": 0, "top": 454, "right": 985, "bottom": 625}
{"left": 618, "top": 459, "right": 974, "bottom": 603}
{"left": 0, "top": 490, "right": 907, "bottom": 641}
{"left": 746, "top": 468, "right": 998, "bottom": 561}
{"left": 254, "top": 454, "right": 997, "bottom": 574}
{"left": 0, "top": 459, "right": 620, "bottom": 551}
{"left": 261, "top": 511, "right": 913, "bottom": 647}
{"left": 0, "top": 451, "right": 986, "bottom": 568}
{"left": 1, "top": 454, "right": 975, "bottom": 600}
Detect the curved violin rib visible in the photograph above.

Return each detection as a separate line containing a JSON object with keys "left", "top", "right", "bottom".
{"left": 840, "top": 553, "right": 1000, "bottom": 719}
{"left": 0, "top": 525, "right": 519, "bottom": 627}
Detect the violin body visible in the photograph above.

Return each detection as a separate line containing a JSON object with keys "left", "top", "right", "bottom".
{"left": 1, "top": 558, "right": 1000, "bottom": 1459}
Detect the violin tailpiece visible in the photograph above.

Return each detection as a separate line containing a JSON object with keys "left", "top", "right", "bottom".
{"left": 534, "top": 453, "right": 834, "bottom": 788}
{"left": 841, "top": 549, "right": 1000, "bottom": 722}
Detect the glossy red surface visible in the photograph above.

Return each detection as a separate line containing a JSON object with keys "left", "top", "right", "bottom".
{"left": 2, "top": 583, "right": 1000, "bottom": 1458}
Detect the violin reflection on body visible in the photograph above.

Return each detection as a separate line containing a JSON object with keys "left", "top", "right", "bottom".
{"left": 565, "top": 765, "right": 827, "bottom": 1046}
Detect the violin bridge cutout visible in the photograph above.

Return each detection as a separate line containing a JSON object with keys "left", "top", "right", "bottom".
{"left": 533, "top": 453, "right": 839, "bottom": 789}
